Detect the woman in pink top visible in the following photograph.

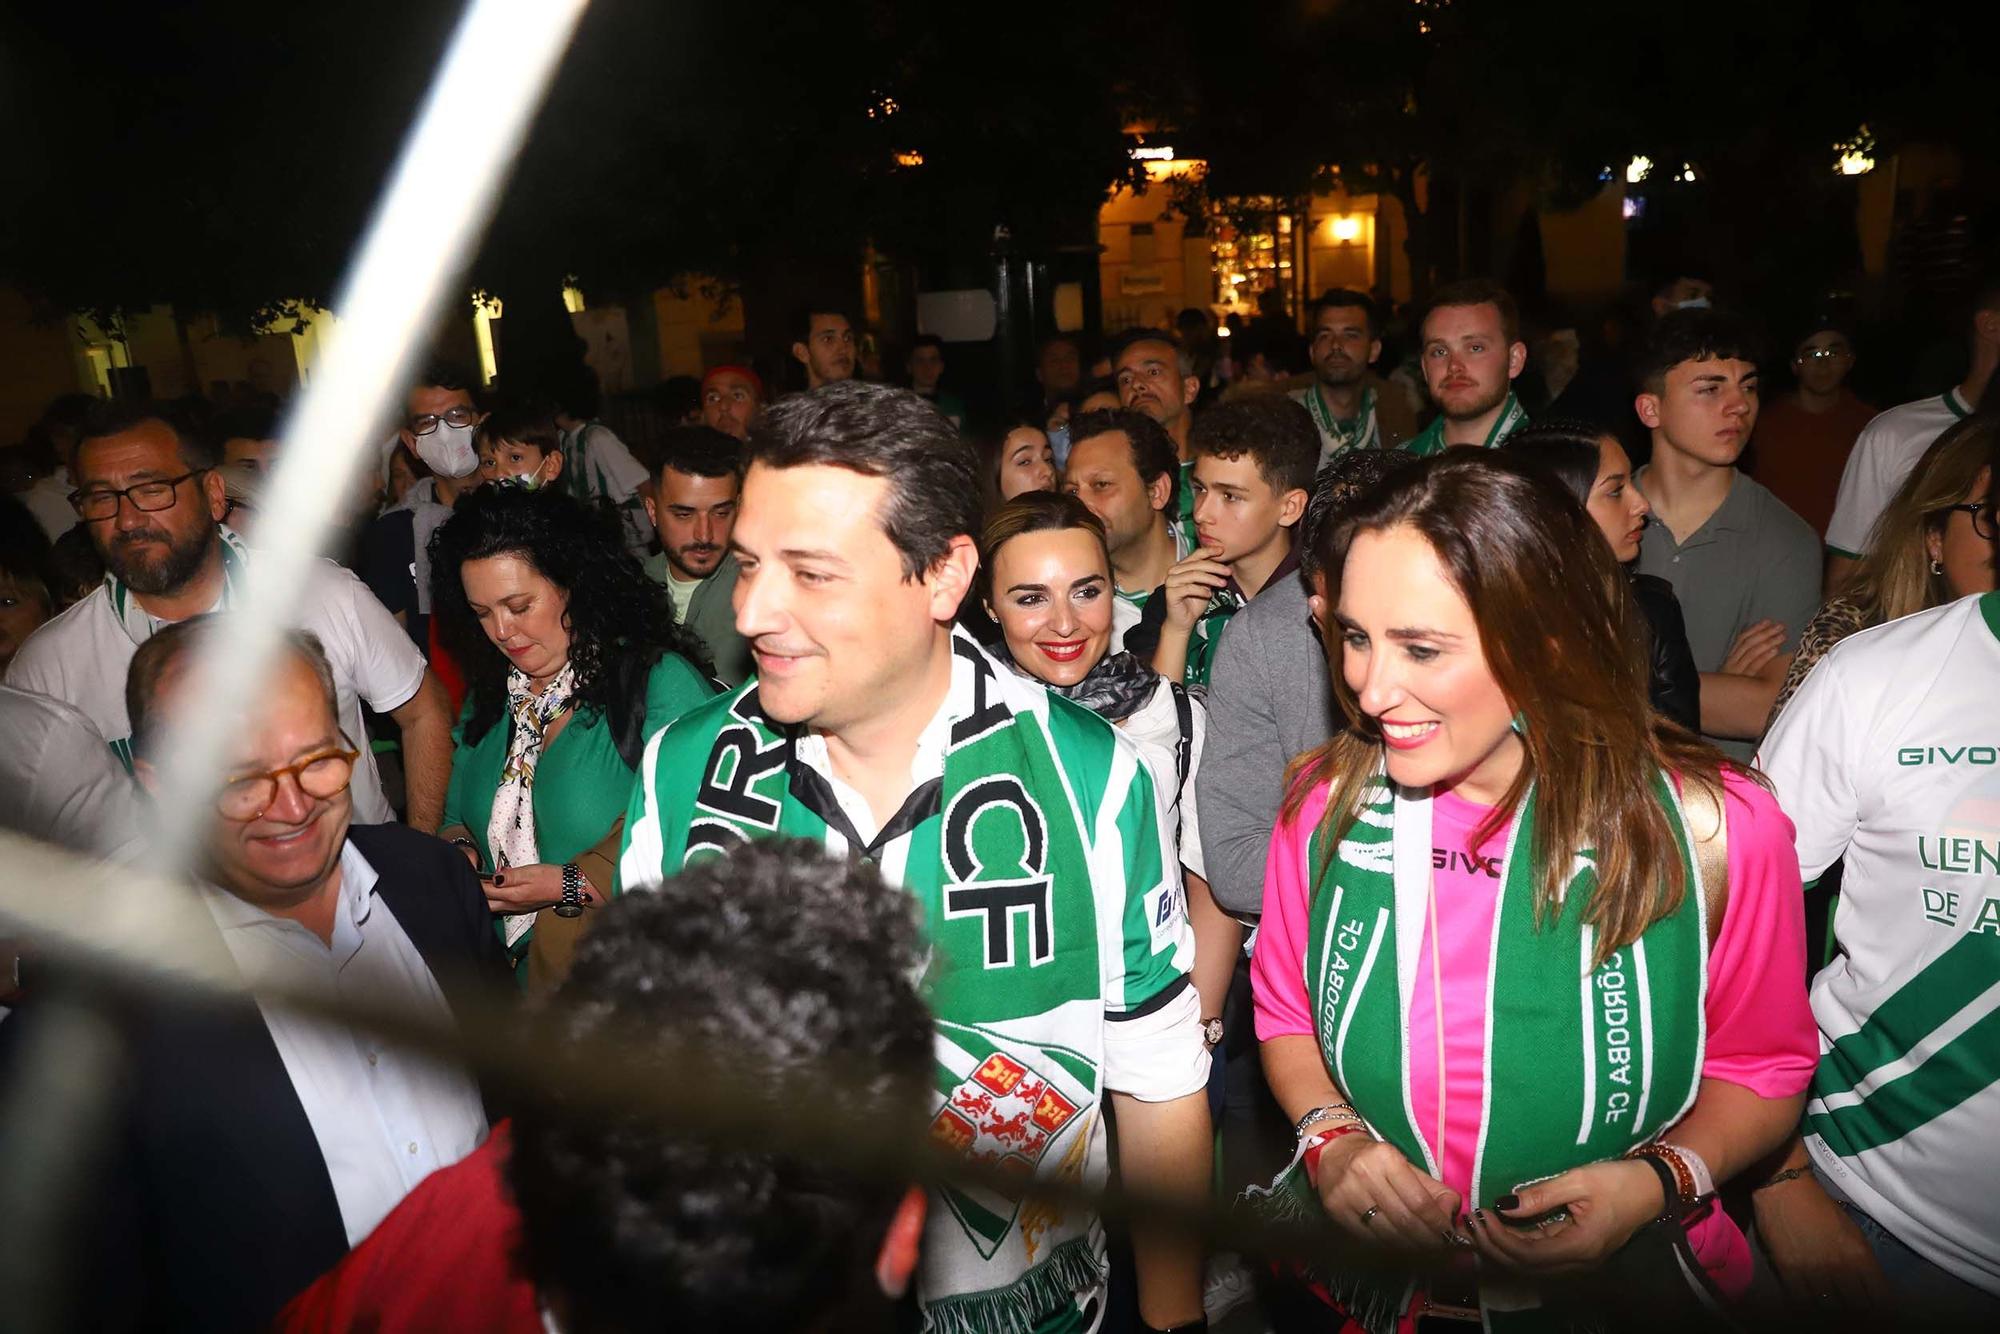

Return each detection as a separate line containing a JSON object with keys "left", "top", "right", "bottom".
{"left": 1249, "top": 452, "right": 1817, "bottom": 1330}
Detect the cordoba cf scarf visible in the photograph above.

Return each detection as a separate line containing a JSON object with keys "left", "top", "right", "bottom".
{"left": 1250, "top": 768, "right": 1709, "bottom": 1331}
{"left": 640, "top": 632, "right": 1115, "bottom": 1333}
{"left": 1403, "top": 392, "right": 1528, "bottom": 457}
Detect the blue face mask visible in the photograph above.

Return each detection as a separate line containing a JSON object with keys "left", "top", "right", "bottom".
{"left": 1047, "top": 422, "right": 1071, "bottom": 470}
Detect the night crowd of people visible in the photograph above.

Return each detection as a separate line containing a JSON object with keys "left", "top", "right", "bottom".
{"left": 0, "top": 269, "right": 1996, "bottom": 1334}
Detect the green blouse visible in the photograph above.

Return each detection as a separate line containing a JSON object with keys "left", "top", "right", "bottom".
{"left": 443, "top": 653, "right": 714, "bottom": 886}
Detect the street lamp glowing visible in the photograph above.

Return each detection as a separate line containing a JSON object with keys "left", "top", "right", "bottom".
{"left": 1834, "top": 126, "right": 1877, "bottom": 176}
{"left": 1331, "top": 215, "right": 1362, "bottom": 242}
{"left": 1625, "top": 155, "right": 1652, "bottom": 185}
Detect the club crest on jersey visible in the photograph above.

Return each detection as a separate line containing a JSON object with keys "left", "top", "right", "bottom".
{"left": 928, "top": 1051, "right": 1081, "bottom": 1228}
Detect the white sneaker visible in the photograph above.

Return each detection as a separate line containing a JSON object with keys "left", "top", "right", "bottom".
{"left": 1203, "top": 1252, "right": 1258, "bottom": 1323}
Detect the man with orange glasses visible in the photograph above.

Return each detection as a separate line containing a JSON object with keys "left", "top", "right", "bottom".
{"left": 0, "top": 617, "right": 510, "bottom": 1333}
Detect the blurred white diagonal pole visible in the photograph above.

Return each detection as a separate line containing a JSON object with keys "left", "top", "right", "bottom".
{"left": 0, "top": 3, "right": 588, "bottom": 1329}
{"left": 145, "top": 0, "right": 590, "bottom": 875}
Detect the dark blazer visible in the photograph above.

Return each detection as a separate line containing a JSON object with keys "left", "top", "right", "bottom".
{"left": 3, "top": 822, "right": 512, "bottom": 1334}
{"left": 1632, "top": 572, "right": 1702, "bottom": 734}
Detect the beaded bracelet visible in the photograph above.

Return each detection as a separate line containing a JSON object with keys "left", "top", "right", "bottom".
{"left": 1627, "top": 1142, "right": 1705, "bottom": 1222}
{"left": 1294, "top": 1103, "right": 1362, "bottom": 1139}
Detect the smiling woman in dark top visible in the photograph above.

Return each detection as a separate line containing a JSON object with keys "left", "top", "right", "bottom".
{"left": 1504, "top": 417, "right": 1702, "bottom": 731}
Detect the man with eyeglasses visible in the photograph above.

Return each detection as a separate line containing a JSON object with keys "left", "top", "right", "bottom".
{"left": 1747, "top": 322, "right": 1878, "bottom": 539}
{"left": 361, "top": 359, "right": 490, "bottom": 657}
{"left": 4, "top": 398, "right": 455, "bottom": 830}
{"left": 0, "top": 618, "right": 507, "bottom": 1333}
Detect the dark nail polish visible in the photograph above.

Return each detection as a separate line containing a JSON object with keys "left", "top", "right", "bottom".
{"left": 1494, "top": 1193, "right": 1520, "bottom": 1212}
{"left": 492, "top": 874, "right": 504, "bottom": 886}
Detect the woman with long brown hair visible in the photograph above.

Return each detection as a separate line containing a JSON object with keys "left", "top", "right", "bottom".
{"left": 1250, "top": 451, "right": 1816, "bottom": 1327}
{"left": 1767, "top": 414, "right": 1997, "bottom": 726}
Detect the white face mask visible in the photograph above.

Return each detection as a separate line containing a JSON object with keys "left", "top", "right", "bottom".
{"left": 1675, "top": 296, "right": 1712, "bottom": 311}
{"left": 498, "top": 457, "right": 552, "bottom": 492}
{"left": 414, "top": 421, "right": 480, "bottom": 478}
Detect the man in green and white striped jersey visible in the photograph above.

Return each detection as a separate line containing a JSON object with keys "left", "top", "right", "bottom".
{"left": 621, "top": 382, "right": 1211, "bottom": 1334}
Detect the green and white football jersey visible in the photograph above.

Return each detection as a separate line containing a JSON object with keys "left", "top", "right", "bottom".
{"left": 1759, "top": 591, "right": 2000, "bottom": 1295}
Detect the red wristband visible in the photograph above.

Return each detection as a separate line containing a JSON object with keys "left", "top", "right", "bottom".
{"left": 1301, "top": 1124, "right": 1366, "bottom": 1185}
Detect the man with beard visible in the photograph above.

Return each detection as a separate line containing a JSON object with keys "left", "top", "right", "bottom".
{"left": 4, "top": 399, "right": 455, "bottom": 829}
{"left": 1402, "top": 279, "right": 1531, "bottom": 456}
{"left": 699, "top": 365, "right": 764, "bottom": 442}
{"left": 1289, "top": 288, "right": 1418, "bottom": 459}
{"left": 642, "top": 426, "right": 751, "bottom": 686}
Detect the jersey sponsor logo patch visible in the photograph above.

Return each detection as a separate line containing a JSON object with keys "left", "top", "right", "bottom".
{"left": 1918, "top": 835, "right": 2000, "bottom": 876}
{"left": 1897, "top": 745, "right": 2000, "bottom": 766}
{"left": 1432, "top": 847, "right": 1502, "bottom": 878}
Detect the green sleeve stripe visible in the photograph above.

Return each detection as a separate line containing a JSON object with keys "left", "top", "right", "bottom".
{"left": 1040, "top": 693, "right": 1114, "bottom": 832}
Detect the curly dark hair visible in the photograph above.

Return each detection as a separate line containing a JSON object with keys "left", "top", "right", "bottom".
{"left": 1297, "top": 447, "right": 1420, "bottom": 581}
{"left": 427, "top": 485, "right": 712, "bottom": 766}
{"left": 1188, "top": 394, "right": 1321, "bottom": 495}
{"left": 509, "top": 839, "right": 933, "bottom": 1333}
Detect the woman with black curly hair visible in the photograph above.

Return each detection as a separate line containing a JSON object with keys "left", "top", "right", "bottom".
{"left": 429, "top": 485, "right": 714, "bottom": 989}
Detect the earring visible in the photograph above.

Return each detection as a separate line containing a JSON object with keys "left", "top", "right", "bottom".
{"left": 1931, "top": 557, "right": 1945, "bottom": 576}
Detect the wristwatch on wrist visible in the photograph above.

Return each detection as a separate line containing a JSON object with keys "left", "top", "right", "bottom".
{"left": 555, "top": 862, "right": 585, "bottom": 918}
{"left": 1200, "top": 1016, "right": 1224, "bottom": 1049}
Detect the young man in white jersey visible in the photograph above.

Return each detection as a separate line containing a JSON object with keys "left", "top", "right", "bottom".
{"left": 619, "top": 381, "right": 1210, "bottom": 1334}
{"left": 1824, "top": 275, "right": 2000, "bottom": 588}
{"left": 1756, "top": 415, "right": 2000, "bottom": 1321}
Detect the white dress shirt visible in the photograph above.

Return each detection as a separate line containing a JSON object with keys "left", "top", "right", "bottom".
{"left": 202, "top": 839, "right": 486, "bottom": 1245}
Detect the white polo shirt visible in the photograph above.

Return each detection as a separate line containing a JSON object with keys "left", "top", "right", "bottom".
{"left": 1758, "top": 591, "right": 2000, "bottom": 1294}
{"left": 1823, "top": 386, "right": 1973, "bottom": 558}
{"left": 4, "top": 543, "right": 425, "bottom": 826}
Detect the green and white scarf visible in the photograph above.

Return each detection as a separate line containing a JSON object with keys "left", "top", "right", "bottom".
{"left": 627, "top": 630, "right": 1144, "bottom": 1333}
{"left": 1304, "top": 383, "right": 1381, "bottom": 458}
{"left": 1403, "top": 393, "right": 1528, "bottom": 458}
{"left": 106, "top": 525, "right": 250, "bottom": 766}
{"left": 1180, "top": 589, "right": 1243, "bottom": 688}
{"left": 1250, "top": 769, "right": 1708, "bottom": 1331}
